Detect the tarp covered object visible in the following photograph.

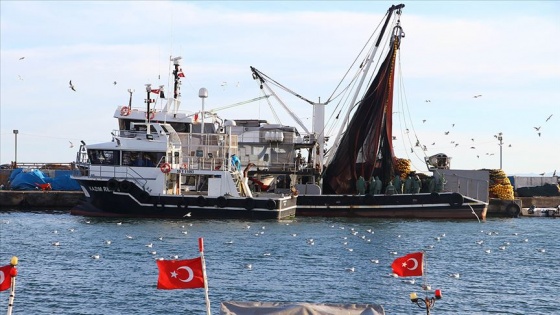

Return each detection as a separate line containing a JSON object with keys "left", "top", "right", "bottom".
{"left": 9, "top": 169, "right": 81, "bottom": 191}
{"left": 220, "top": 302, "right": 385, "bottom": 315}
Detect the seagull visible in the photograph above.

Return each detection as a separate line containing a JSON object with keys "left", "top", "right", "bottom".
{"left": 183, "top": 212, "right": 192, "bottom": 217}
{"left": 476, "top": 240, "right": 484, "bottom": 245}
{"left": 117, "top": 222, "right": 122, "bottom": 225}
{"left": 534, "top": 126, "right": 541, "bottom": 131}
{"left": 346, "top": 267, "right": 355, "bottom": 272}
{"left": 181, "top": 231, "right": 188, "bottom": 234}
{"left": 69, "top": 80, "right": 76, "bottom": 91}
{"left": 126, "top": 235, "right": 133, "bottom": 239}
{"left": 91, "top": 254, "right": 100, "bottom": 259}
{"left": 224, "top": 240, "right": 234, "bottom": 244}
{"left": 425, "top": 100, "right": 431, "bottom": 102}
{"left": 19, "top": 57, "right": 25, "bottom": 60}
{"left": 450, "top": 273, "right": 460, "bottom": 278}
{"left": 105, "top": 240, "right": 112, "bottom": 245}
{"left": 546, "top": 114, "right": 553, "bottom": 122}
{"left": 444, "top": 131, "right": 450, "bottom": 135}
{"left": 473, "top": 94, "right": 482, "bottom": 98}
{"left": 146, "top": 243, "right": 153, "bottom": 248}
{"left": 370, "top": 259, "right": 379, "bottom": 264}
{"left": 422, "top": 119, "right": 426, "bottom": 123}
{"left": 113, "top": 81, "right": 117, "bottom": 85}
{"left": 485, "top": 249, "right": 491, "bottom": 253}
{"left": 52, "top": 241, "right": 60, "bottom": 246}
{"left": 17, "top": 75, "right": 23, "bottom": 80}
{"left": 150, "top": 251, "right": 157, "bottom": 255}
{"left": 537, "top": 248, "right": 546, "bottom": 253}
{"left": 69, "top": 141, "right": 74, "bottom": 148}
{"left": 244, "top": 264, "right": 252, "bottom": 270}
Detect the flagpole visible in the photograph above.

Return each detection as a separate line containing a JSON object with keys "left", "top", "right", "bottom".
{"left": 6, "top": 256, "right": 18, "bottom": 315}
{"left": 198, "top": 238, "right": 212, "bottom": 315}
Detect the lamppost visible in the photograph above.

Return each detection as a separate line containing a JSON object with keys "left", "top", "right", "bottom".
{"left": 13, "top": 130, "right": 19, "bottom": 168}
{"left": 497, "top": 132, "right": 503, "bottom": 169}
{"left": 410, "top": 289, "right": 442, "bottom": 315}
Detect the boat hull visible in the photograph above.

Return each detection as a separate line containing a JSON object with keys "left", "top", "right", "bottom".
{"left": 71, "top": 180, "right": 296, "bottom": 220}
{"left": 296, "top": 192, "right": 487, "bottom": 220}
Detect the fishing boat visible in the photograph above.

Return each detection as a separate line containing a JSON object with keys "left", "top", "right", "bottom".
{"left": 94, "top": 4, "right": 487, "bottom": 220}
{"left": 70, "top": 59, "right": 297, "bottom": 219}
{"left": 521, "top": 205, "right": 560, "bottom": 217}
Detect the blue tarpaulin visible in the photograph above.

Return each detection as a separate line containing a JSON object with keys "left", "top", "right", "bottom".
{"left": 9, "top": 169, "right": 81, "bottom": 191}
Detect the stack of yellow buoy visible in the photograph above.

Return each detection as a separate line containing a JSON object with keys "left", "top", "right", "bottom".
{"left": 395, "top": 158, "right": 411, "bottom": 179}
{"left": 488, "top": 169, "right": 515, "bottom": 200}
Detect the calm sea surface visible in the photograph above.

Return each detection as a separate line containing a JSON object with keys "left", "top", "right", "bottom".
{"left": 0, "top": 211, "right": 558, "bottom": 315}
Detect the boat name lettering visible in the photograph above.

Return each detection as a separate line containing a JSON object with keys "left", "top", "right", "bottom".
{"left": 179, "top": 169, "right": 195, "bottom": 174}
{"left": 89, "top": 186, "right": 110, "bottom": 192}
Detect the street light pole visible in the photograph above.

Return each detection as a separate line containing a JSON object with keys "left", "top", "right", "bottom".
{"left": 497, "top": 132, "right": 503, "bottom": 169}
{"left": 13, "top": 130, "right": 19, "bottom": 168}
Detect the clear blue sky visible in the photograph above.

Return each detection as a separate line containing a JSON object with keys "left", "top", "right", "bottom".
{"left": 1, "top": 1, "right": 558, "bottom": 175}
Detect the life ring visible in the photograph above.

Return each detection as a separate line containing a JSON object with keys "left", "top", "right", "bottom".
{"left": 197, "top": 195, "right": 206, "bottom": 207}
{"left": 160, "top": 163, "right": 171, "bottom": 173}
{"left": 180, "top": 163, "right": 188, "bottom": 169}
{"left": 505, "top": 203, "right": 521, "bottom": 217}
{"left": 119, "top": 180, "right": 132, "bottom": 192}
{"left": 245, "top": 197, "right": 255, "bottom": 210}
{"left": 107, "top": 178, "right": 119, "bottom": 191}
{"left": 146, "top": 111, "right": 155, "bottom": 120}
{"left": 217, "top": 196, "right": 228, "bottom": 208}
{"left": 120, "top": 107, "right": 130, "bottom": 116}
{"left": 266, "top": 199, "right": 276, "bottom": 210}
{"left": 449, "top": 192, "right": 463, "bottom": 207}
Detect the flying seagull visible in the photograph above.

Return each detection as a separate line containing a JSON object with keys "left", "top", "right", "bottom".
{"left": 534, "top": 126, "right": 541, "bottom": 131}
{"left": 69, "top": 141, "right": 74, "bottom": 148}
{"left": 19, "top": 57, "right": 25, "bottom": 60}
{"left": 546, "top": 114, "right": 553, "bottom": 122}
{"left": 473, "top": 94, "right": 482, "bottom": 98}
{"left": 113, "top": 81, "right": 117, "bottom": 85}
{"left": 69, "top": 80, "right": 76, "bottom": 91}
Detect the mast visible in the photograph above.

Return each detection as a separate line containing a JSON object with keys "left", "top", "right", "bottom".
{"left": 168, "top": 56, "right": 183, "bottom": 113}
{"left": 145, "top": 84, "right": 153, "bottom": 123}
{"left": 326, "top": 4, "right": 404, "bottom": 165}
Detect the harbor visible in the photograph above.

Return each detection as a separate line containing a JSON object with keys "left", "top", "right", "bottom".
{"left": 1, "top": 212, "right": 559, "bottom": 314}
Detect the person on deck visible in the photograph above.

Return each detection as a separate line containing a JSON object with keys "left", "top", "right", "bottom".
{"left": 231, "top": 154, "right": 241, "bottom": 171}
{"left": 412, "top": 174, "right": 422, "bottom": 194}
{"left": 356, "top": 176, "right": 366, "bottom": 195}
{"left": 404, "top": 175, "right": 413, "bottom": 194}
{"left": 394, "top": 174, "right": 402, "bottom": 194}
{"left": 373, "top": 176, "right": 382, "bottom": 194}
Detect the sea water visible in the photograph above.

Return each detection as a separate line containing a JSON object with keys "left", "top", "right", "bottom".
{"left": 0, "top": 211, "right": 558, "bottom": 315}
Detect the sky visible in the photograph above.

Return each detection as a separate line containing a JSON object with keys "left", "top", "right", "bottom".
{"left": 1, "top": 1, "right": 559, "bottom": 176}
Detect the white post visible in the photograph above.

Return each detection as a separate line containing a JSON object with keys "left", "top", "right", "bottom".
{"left": 6, "top": 256, "right": 18, "bottom": 315}
{"left": 198, "top": 238, "right": 211, "bottom": 315}
{"left": 199, "top": 88, "right": 208, "bottom": 136}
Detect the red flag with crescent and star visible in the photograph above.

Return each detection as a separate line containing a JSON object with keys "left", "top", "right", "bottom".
{"left": 0, "top": 265, "right": 13, "bottom": 291}
{"left": 157, "top": 257, "right": 204, "bottom": 290}
{"left": 391, "top": 252, "right": 424, "bottom": 277}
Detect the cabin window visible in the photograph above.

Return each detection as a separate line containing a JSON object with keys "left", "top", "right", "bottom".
{"left": 121, "top": 151, "right": 165, "bottom": 167}
{"left": 88, "top": 150, "right": 120, "bottom": 165}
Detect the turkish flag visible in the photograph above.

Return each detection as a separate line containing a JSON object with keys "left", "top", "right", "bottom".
{"left": 0, "top": 265, "right": 13, "bottom": 291}
{"left": 391, "top": 252, "right": 424, "bottom": 277}
{"left": 157, "top": 257, "right": 204, "bottom": 290}
{"left": 151, "top": 89, "right": 161, "bottom": 94}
